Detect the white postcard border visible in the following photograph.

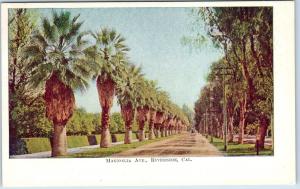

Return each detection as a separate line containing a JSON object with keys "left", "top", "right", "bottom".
{"left": 1, "top": 1, "right": 295, "bottom": 187}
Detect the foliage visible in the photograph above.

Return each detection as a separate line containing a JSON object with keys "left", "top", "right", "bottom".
{"left": 10, "top": 96, "right": 52, "bottom": 138}
{"left": 210, "top": 137, "right": 273, "bottom": 156}
{"left": 13, "top": 133, "right": 139, "bottom": 155}
{"left": 8, "top": 8, "right": 42, "bottom": 155}
{"left": 191, "top": 7, "right": 273, "bottom": 145}
{"left": 66, "top": 108, "right": 99, "bottom": 135}
{"left": 86, "top": 27, "right": 130, "bottom": 83}
{"left": 110, "top": 112, "right": 125, "bottom": 133}
{"left": 23, "top": 11, "right": 91, "bottom": 91}
{"left": 182, "top": 104, "right": 194, "bottom": 127}
{"left": 67, "top": 135, "right": 90, "bottom": 148}
{"left": 116, "top": 63, "right": 144, "bottom": 108}
{"left": 21, "top": 138, "right": 52, "bottom": 154}
{"left": 9, "top": 9, "right": 190, "bottom": 155}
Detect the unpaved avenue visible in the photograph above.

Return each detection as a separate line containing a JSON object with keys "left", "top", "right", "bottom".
{"left": 112, "top": 133, "right": 222, "bottom": 157}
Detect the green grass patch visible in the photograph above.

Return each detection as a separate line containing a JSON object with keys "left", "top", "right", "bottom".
{"left": 66, "top": 135, "right": 179, "bottom": 158}
{"left": 207, "top": 136, "right": 273, "bottom": 156}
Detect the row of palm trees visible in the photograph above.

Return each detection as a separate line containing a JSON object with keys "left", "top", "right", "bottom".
{"left": 24, "top": 11, "right": 189, "bottom": 156}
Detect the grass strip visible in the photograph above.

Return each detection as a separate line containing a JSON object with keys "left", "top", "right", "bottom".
{"left": 207, "top": 136, "right": 273, "bottom": 156}
{"left": 65, "top": 135, "right": 180, "bottom": 158}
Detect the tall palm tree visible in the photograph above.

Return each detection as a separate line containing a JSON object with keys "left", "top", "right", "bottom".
{"left": 23, "top": 11, "right": 90, "bottom": 156}
{"left": 154, "top": 90, "right": 170, "bottom": 137}
{"left": 147, "top": 81, "right": 159, "bottom": 140}
{"left": 135, "top": 78, "right": 153, "bottom": 141}
{"left": 116, "top": 63, "right": 143, "bottom": 144}
{"left": 87, "top": 28, "right": 129, "bottom": 147}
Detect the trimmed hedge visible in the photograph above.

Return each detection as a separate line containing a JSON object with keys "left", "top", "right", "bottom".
{"left": 22, "top": 138, "right": 51, "bottom": 154}
{"left": 18, "top": 133, "right": 138, "bottom": 155}
{"left": 67, "top": 136, "right": 90, "bottom": 148}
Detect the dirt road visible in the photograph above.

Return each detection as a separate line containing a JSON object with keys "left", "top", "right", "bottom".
{"left": 113, "top": 133, "right": 222, "bottom": 157}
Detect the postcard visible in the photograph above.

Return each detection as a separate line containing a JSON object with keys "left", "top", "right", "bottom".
{"left": 1, "top": 1, "right": 295, "bottom": 187}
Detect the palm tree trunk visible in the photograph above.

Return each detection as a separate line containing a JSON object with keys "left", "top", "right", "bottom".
{"left": 164, "top": 126, "right": 168, "bottom": 136}
{"left": 96, "top": 75, "right": 115, "bottom": 148}
{"left": 149, "top": 125, "right": 155, "bottom": 140}
{"left": 52, "top": 124, "right": 67, "bottom": 156}
{"left": 124, "top": 126, "right": 132, "bottom": 144}
{"left": 121, "top": 103, "right": 134, "bottom": 144}
{"left": 44, "top": 73, "right": 75, "bottom": 157}
{"left": 165, "top": 128, "right": 168, "bottom": 136}
{"left": 138, "top": 119, "right": 145, "bottom": 141}
{"left": 137, "top": 107, "right": 147, "bottom": 141}
{"left": 154, "top": 123, "right": 160, "bottom": 138}
{"left": 101, "top": 106, "right": 111, "bottom": 147}
{"left": 160, "top": 125, "right": 165, "bottom": 137}
{"left": 148, "top": 109, "right": 156, "bottom": 140}
{"left": 148, "top": 110, "right": 156, "bottom": 140}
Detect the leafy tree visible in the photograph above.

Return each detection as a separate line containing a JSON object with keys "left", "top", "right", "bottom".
{"left": 66, "top": 108, "right": 98, "bottom": 135}
{"left": 182, "top": 104, "right": 194, "bottom": 130}
{"left": 10, "top": 97, "right": 52, "bottom": 138}
{"left": 190, "top": 7, "right": 273, "bottom": 149}
{"left": 8, "top": 8, "right": 42, "bottom": 155}
{"left": 135, "top": 78, "right": 152, "bottom": 141}
{"left": 110, "top": 112, "right": 125, "bottom": 134}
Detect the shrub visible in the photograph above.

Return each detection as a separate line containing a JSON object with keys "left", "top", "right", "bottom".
{"left": 14, "top": 133, "right": 132, "bottom": 155}
{"left": 22, "top": 138, "right": 51, "bottom": 154}
{"left": 67, "top": 136, "right": 89, "bottom": 148}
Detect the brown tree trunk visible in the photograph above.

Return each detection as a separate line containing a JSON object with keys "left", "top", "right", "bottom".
{"left": 165, "top": 126, "right": 168, "bottom": 136}
{"left": 154, "top": 111, "right": 164, "bottom": 138}
{"left": 101, "top": 106, "right": 111, "bottom": 147}
{"left": 256, "top": 114, "right": 269, "bottom": 150}
{"left": 154, "top": 124, "right": 160, "bottom": 138}
{"left": 137, "top": 107, "right": 149, "bottom": 141}
{"left": 228, "top": 116, "right": 234, "bottom": 142}
{"left": 238, "top": 94, "right": 247, "bottom": 144}
{"left": 124, "top": 127, "right": 132, "bottom": 144}
{"left": 96, "top": 75, "right": 115, "bottom": 148}
{"left": 160, "top": 125, "right": 165, "bottom": 137}
{"left": 149, "top": 127, "right": 155, "bottom": 139}
{"left": 121, "top": 103, "right": 135, "bottom": 144}
{"left": 138, "top": 120, "right": 145, "bottom": 141}
{"left": 148, "top": 109, "right": 156, "bottom": 140}
{"left": 44, "top": 73, "right": 75, "bottom": 157}
{"left": 52, "top": 124, "right": 67, "bottom": 157}
{"left": 220, "top": 121, "right": 223, "bottom": 139}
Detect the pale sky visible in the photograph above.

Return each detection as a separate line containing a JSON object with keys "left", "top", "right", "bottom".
{"left": 38, "top": 8, "right": 223, "bottom": 113}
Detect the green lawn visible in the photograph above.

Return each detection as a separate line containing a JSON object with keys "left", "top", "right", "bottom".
{"left": 65, "top": 135, "right": 179, "bottom": 158}
{"left": 207, "top": 136, "right": 273, "bottom": 156}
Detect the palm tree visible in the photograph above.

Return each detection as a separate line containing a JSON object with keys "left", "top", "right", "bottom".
{"left": 143, "top": 80, "right": 159, "bottom": 140}
{"left": 87, "top": 28, "right": 129, "bottom": 147}
{"left": 154, "top": 90, "right": 170, "bottom": 137}
{"left": 116, "top": 63, "right": 143, "bottom": 144}
{"left": 23, "top": 11, "right": 90, "bottom": 156}
{"left": 135, "top": 78, "right": 154, "bottom": 141}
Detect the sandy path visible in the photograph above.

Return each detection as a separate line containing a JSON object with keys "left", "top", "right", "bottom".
{"left": 112, "top": 133, "right": 222, "bottom": 157}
